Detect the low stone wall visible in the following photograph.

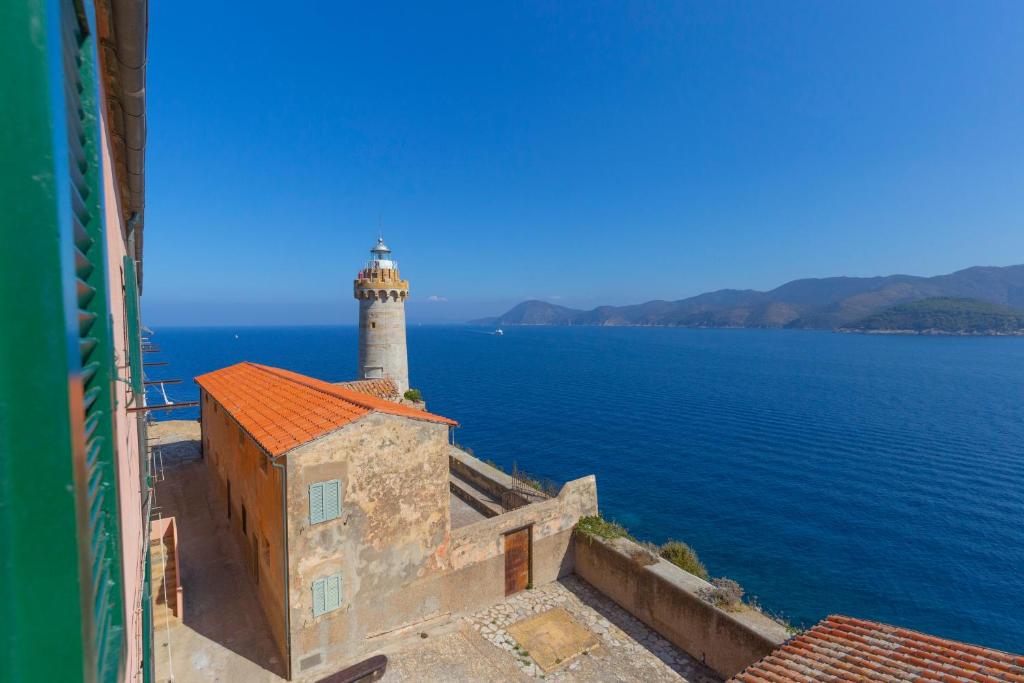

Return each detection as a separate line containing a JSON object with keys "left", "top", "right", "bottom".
{"left": 574, "top": 535, "right": 788, "bottom": 679}
{"left": 448, "top": 446, "right": 516, "bottom": 500}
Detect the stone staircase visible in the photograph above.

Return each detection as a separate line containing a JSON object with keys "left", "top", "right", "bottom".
{"left": 150, "top": 517, "right": 183, "bottom": 630}
{"left": 449, "top": 472, "right": 504, "bottom": 518}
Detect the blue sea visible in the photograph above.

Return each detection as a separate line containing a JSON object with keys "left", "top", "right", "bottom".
{"left": 149, "top": 325, "right": 1024, "bottom": 652}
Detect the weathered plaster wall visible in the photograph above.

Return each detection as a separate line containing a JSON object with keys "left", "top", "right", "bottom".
{"left": 200, "top": 389, "right": 288, "bottom": 664}
{"left": 574, "top": 535, "right": 789, "bottom": 679}
{"left": 444, "top": 476, "right": 598, "bottom": 614}
{"left": 285, "top": 413, "right": 450, "bottom": 678}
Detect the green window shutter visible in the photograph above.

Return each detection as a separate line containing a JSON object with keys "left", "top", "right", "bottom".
{"left": 309, "top": 482, "right": 324, "bottom": 524}
{"left": 70, "top": 5, "right": 126, "bottom": 681}
{"left": 312, "top": 578, "right": 327, "bottom": 617}
{"left": 123, "top": 255, "right": 143, "bottom": 399}
{"left": 326, "top": 574, "right": 342, "bottom": 612}
{"left": 0, "top": 1, "right": 125, "bottom": 681}
{"left": 323, "top": 480, "right": 341, "bottom": 520}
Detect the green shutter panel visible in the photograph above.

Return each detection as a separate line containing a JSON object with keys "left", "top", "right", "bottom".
{"left": 326, "top": 574, "right": 341, "bottom": 612}
{"left": 0, "top": 1, "right": 125, "bottom": 681}
{"left": 323, "top": 480, "right": 341, "bottom": 520}
{"left": 312, "top": 578, "right": 327, "bottom": 617}
{"left": 68, "top": 1, "right": 126, "bottom": 680}
{"left": 69, "top": 4, "right": 126, "bottom": 680}
{"left": 309, "top": 482, "right": 324, "bottom": 524}
{"left": 123, "top": 255, "right": 143, "bottom": 400}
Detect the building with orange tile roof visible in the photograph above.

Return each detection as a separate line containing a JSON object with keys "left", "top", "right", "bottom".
{"left": 196, "top": 358, "right": 598, "bottom": 679}
{"left": 730, "top": 614, "right": 1024, "bottom": 682}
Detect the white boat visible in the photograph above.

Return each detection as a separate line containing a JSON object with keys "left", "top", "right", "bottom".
{"left": 494, "top": 329, "right": 504, "bottom": 336}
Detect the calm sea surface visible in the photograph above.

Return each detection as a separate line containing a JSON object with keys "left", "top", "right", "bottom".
{"left": 150, "top": 325, "right": 1024, "bottom": 651}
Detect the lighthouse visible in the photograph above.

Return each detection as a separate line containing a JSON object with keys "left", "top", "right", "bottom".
{"left": 353, "top": 237, "right": 410, "bottom": 393}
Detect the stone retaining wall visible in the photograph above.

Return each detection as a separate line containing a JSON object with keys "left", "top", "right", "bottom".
{"left": 573, "top": 535, "right": 789, "bottom": 679}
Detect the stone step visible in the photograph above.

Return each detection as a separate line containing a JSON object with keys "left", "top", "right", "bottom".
{"left": 449, "top": 473, "right": 504, "bottom": 517}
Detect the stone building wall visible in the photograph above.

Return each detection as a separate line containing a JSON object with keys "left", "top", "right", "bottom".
{"left": 199, "top": 389, "right": 288, "bottom": 665}
{"left": 285, "top": 413, "right": 451, "bottom": 677}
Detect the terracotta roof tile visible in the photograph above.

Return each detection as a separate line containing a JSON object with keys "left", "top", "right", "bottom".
{"left": 195, "top": 362, "right": 456, "bottom": 457}
{"left": 334, "top": 378, "right": 401, "bottom": 401}
{"left": 731, "top": 615, "right": 1024, "bottom": 683}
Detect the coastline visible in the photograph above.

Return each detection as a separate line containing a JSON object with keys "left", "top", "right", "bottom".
{"left": 472, "top": 322, "right": 1024, "bottom": 336}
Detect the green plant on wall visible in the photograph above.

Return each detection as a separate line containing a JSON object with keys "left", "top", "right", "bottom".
{"left": 404, "top": 388, "right": 423, "bottom": 402}
{"left": 659, "top": 541, "right": 708, "bottom": 580}
{"left": 575, "top": 515, "right": 632, "bottom": 541}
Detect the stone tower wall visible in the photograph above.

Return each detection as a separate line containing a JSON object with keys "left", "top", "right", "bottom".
{"left": 354, "top": 272, "right": 410, "bottom": 394}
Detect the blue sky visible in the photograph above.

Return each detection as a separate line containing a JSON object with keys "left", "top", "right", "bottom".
{"left": 142, "top": 1, "right": 1024, "bottom": 325}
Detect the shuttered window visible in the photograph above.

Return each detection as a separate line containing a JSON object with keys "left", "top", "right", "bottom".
{"left": 309, "top": 479, "right": 341, "bottom": 524}
{"left": 2, "top": 3, "right": 126, "bottom": 679}
{"left": 312, "top": 574, "right": 342, "bottom": 617}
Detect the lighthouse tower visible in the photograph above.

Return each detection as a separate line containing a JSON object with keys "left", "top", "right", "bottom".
{"left": 353, "top": 237, "right": 410, "bottom": 393}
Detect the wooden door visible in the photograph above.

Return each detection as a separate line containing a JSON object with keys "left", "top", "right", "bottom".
{"left": 504, "top": 528, "right": 531, "bottom": 596}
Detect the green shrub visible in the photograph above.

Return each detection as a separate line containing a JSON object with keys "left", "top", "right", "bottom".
{"left": 659, "top": 541, "right": 708, "bottom": 580}
{"left": 404, "top": 388, "right": 423, "bottom": 402}
{"left": 576, "top": 515, "right": 631, "bottom": 541}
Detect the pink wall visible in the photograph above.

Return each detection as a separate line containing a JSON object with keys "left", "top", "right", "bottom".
{"left": 99, "top": 118, "right": 147, "bottom": 683}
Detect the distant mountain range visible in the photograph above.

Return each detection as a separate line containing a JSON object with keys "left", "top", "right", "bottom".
{"left": 471, "top": 265, "right": 1024, "bottom": 330}
{"left": 840, "top": 297, "right": 1024, "bottom": 335}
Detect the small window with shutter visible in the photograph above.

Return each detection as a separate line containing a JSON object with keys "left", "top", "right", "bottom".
{"left": 309, "top": 480, "right": 342, "bottom": 524}
{"left": 312, "top": 574, "right": 342, "bottom": 617}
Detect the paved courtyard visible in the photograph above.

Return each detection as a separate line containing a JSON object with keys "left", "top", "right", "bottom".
{"left": 459, "top": 577, "right": 720, "bottom": 682}
{"left": 148, "top": 420, "right": 720, "bottom": 683}
{"left": 384, "top": 577, "right": 719, "bottom": 682}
